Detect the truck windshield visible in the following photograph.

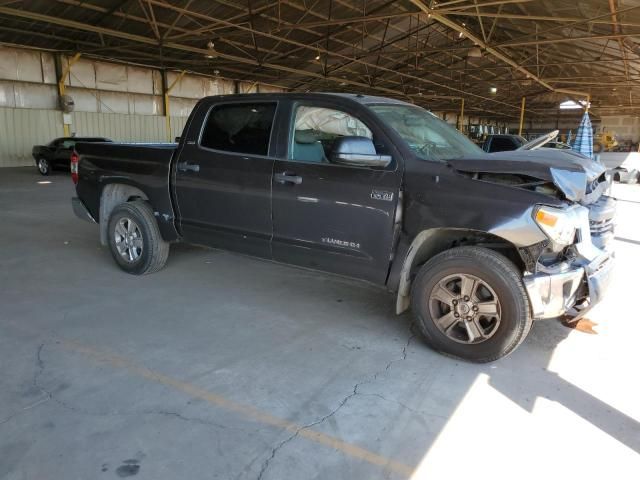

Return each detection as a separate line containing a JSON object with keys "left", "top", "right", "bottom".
{"left": 369, "top": 104, "right": 483, "bottom": 161}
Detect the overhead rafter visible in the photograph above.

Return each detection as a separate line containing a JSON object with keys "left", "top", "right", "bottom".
{"left": 409, "top": 0, "right": 591, "bottom": 99}
{"left": 1, "top": 0, "right": 640, "bottom": 118}
{"left": 0, "top": 4, "right": 529, "bottom": 113}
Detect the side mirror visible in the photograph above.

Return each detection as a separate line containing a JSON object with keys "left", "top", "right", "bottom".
{"left": 330, "top": 136, "right": 392, "bottom": 168}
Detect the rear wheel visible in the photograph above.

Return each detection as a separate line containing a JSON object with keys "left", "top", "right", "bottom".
{"left": 107, "top": 201, "right": 169, "bottom": 275}
{"left": 411, "top": 246, "right": 532, "bottom": 362}
{"left": 37, "top": 158, "right": 50, "bottom": 175}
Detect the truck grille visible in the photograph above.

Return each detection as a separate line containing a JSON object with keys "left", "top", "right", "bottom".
{"left": 588, "top": 195, "right": 616, "bottom": 251}
{"left": 590, "top": 217, "right": 614, "bottom": 235}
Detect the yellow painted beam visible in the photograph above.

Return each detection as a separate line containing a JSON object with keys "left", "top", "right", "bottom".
{"left": 518, "top": 97, "right": 526, "bottom": 136}
{"left": 458, "top": 98, "right": 465, "bottom": 132}
{"left": 59, "top": 53, "right": 81, "bottom": 137}
{"left": 165, "top": 70, "right": 186, "bottom": 141}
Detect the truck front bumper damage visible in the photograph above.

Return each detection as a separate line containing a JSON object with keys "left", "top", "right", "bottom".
{"left": 523, "top": 203, "right": 615, "bottom": 321}
{"left": 71, "top": 197, "right": 97, "bottom": 223}
{"left": 524, "top": 252, "right": 614, "bottom": 320}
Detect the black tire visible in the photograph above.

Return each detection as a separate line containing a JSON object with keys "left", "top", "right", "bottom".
{"left": 37, "top": 158, "right": 50, "bottom": 175}
{"left": 107, "top": 201, "right": 169, "bottom": 275}
{"left": 411, "top": 246, "right": 532, "bottom": 363}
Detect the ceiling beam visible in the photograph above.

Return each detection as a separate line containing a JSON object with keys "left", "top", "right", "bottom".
{"left": 409, "top": 0, "right": 590, "bottom": 99}
{"left": 498, "top": 32, "right": 640, "bottom": 47}
{"left": 136, "top": 2, "right": 529, "bottom": 109}
{"left": 409, "top": 0, "right": 551, "bottom": 88}
{"left": 0, "top": 4, "right": 520, "bottom": 110}
{"left": 438, "top": 0, "right": 536, "bottom": 12}
{"left": 95, "top": 0, "right": 132, "bottom": 26}
{"left": 271, "top": 11, "right": 424, "bottom": 30}
{"left": 444, "top": 11, "right": 640, "bottom": 29}
{"left": 4, "top": 0, "right": 632, "bottom": 113}
{"left": 496, "top": 4, "right": 640, "bottom": 45}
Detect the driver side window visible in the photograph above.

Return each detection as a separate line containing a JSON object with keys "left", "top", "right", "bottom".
{"left": 289, "top": 106, "right": 375, "bottom": 164}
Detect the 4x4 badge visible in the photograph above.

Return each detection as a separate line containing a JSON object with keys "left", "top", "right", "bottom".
{"left": 371, "top": 190, "right": 394, "bottom": 201}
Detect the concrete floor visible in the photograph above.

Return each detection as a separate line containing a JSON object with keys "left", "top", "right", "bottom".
{"left": 1, "top": 166, "right": 639, "bottom": 480}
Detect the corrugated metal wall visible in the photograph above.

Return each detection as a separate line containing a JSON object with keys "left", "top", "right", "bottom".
{"left": 0, "top": 108, "right": 189, "bottom": 167}
{"left": 0, "top": 45, "right": 285, "bottom": 168}
{"left": 171, "top": 116, "right": 188, "bottom": 140}
{"left": 72, "top": 111, "right": 165, "bottom": 142}
{"left": 72, "top": 112, "right": 187, "bottom": 142}
{"left": 0, "top": 108, "right": 63, "bottom": 167}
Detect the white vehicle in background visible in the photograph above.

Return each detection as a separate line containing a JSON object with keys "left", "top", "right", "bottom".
{"left": 608, "top": 153, "right": 640, "bottom": 184}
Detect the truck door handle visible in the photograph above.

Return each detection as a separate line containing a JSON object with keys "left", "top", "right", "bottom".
{"left": 274, "top": 172, "right": 302, "bottom": 185}
{"left": 177, "top": 162, "right": 200, "bottom": 173}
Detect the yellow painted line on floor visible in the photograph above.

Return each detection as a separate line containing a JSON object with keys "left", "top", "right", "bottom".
{"left": 7, "top": 322, "right": 414, "bottom": 477}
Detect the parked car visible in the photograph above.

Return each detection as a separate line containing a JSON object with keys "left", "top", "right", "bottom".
{"left": 544, "top": 140, "right": 572, "bottom": 150}
{"left": 482, "top": 133, "right": 571, "bottom": 153}
{"left": 482, "top": 134, "right": 525, "bottom": 152}
{"left": 32, "top": 136, "right": 111, "bottom": 175}
{"left": 607, "top": 153, "right": 640, "bottom": 184}
{"left": 613, "top": 166, "right": 639, "bottom": 184}
{"left": 71, "top": 93, "right": 615, "bottom": 362}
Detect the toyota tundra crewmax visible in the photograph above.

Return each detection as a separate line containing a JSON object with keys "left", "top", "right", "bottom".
{"left": 71, "top": 93, "right": 615, "bottom": 362}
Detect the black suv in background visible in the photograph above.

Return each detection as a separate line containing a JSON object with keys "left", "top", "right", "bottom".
{"left": 71, "top": 93, "right": 614, "bottom": 362}
{"left": 482, "top": 134, "right": 571, "bottom": 153}
{"left": 482, "top": 134, "right": 526, "bottom": 152}
{"left": 32, "top": 136, "right": 111, "bottom": 175}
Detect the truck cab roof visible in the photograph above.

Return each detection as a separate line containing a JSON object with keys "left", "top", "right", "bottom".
{"left": 199, "top": 92, "right": 414, "bottom": 107}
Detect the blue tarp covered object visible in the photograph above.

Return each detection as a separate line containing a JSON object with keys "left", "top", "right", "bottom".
{"left": 571, "top": 111, "right": 593, "bottom": 159}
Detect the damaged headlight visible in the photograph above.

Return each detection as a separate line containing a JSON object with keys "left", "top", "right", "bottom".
{"left": 534, "top": 205, "right": 576, "bottom": 246}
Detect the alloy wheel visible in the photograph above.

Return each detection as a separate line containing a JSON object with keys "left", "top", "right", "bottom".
{"left": 114, "top": 217, "right": 143, "bottom": 262}
{"left": 38, "top": 159, "right": 49, "bottom": 174}
{"left": 428, "top": 273, "right": 501, "bottom": 344}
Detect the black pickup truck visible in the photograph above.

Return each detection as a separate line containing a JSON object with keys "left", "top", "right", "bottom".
{"left": 72, "top": 93, "right": 615, "bottom": 362}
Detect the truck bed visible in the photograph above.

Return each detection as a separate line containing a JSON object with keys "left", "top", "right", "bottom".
{"left": 74, "top": 141, "right": 178, "bottom": 241}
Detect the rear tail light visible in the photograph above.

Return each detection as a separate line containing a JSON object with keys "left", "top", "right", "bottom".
{"left": 70, "top": 151, "right": 79, "bottom": 184}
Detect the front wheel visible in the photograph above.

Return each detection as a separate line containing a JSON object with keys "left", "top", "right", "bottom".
{"left": 37, "top": 158, "right": 50, "bottom": 175}
{"left": 411, "top": 246, "right": 532, "bottom": 362}
{"left": 107, "top": 201, "right": 169, "bottom": 275}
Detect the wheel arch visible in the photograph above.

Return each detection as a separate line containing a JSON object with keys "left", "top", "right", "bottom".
{"left": 99, "top": 183, "right": 149, "bottom": 246}
{"left": 393, "top": 228, "right": 524, "bottom": 314}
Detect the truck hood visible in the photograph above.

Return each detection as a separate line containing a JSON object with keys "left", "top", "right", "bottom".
{"left": 448, "top": 149, "right": 607, "bottom": 203}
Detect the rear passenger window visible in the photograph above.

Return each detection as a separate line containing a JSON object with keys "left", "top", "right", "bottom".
{"left": 200, "top": 102, "right": 277, "bottom": 156}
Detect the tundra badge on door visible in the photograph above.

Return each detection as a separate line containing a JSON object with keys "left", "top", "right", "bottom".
{"left": 322, "top": 238, "right": 360, "bottom": 249}
{"left": 371, "top": 189, "right": 394, "bottom": 201}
